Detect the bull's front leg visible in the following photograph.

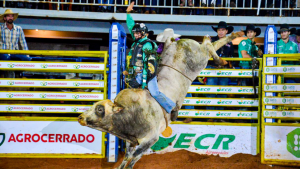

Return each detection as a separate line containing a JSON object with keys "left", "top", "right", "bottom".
{"left": 125, "top": 136, "right": 159, "bottom": 169}
{"left": 116, "top": 142, "right": 136, "bottom": 169}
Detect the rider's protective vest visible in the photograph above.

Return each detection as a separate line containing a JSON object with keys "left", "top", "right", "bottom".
{"left": 129, "top": 39, "right": 158, "bottom": 88}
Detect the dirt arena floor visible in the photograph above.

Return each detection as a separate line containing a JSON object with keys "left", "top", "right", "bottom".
{"left": 1, "top": 150, "right": 298, "bottom": 169}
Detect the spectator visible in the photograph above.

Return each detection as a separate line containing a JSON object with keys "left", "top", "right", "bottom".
{"left": 289, "top": 29, "right": 300, "bottom": 52}
{"left": 206, "top": 21, "right": 234, "bottom": 110}
{"left": 145, "top": 0, "right": 157, "bottom": 14}
{"left": 98, "top": 0, "right": 113, "bottom": 12}
{"left": 277, "top": 24, "right": 298, "bottom": 83}
{"left": 0, "top": 9, "right": 31, "bottom": 78}
{"left": 238, "top": 24, "right": 262, "bottom": 86}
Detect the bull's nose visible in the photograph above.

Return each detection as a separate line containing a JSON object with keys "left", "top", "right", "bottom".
{"left": 78, "top": 115, "right": 86, "bottom": 126}
{"left": 78, "top": 115, "right": 83, "bottom": 120}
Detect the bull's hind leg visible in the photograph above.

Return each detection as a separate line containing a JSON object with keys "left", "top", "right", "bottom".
{"left": 125, "top": 136, "right": 159, "bottom": 169}
{"left": 116, "top": 142, "right": 135, "bottom": 169}
{"left": 204, "top": 38, "right": 228, "bottom": 66}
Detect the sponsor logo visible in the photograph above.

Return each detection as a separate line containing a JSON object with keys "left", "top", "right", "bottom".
{"left": 237, "top": 112, "right": 253, "bottom": 117}
{"left": 217, "top": 88, "right": 232, "bottom": 92}
{"left": 217, "top": 71, "right": 232, "bottom": 76}
{"left": 7, "top": 81, "right": 14, "bottom": 85}
{"left": 6, "top": 93, "right": 14, "bottom": 98}
{"left": 217, "top": 100, "right": 232, "bottom": 105}
{"left": 216, "top": 112, "right": 231, "bottom": 117}
{"left": 40, "top": 82, "right": 47, "bottom": 86}
{"left": 71, "top": 107, "right": 79, "bottom": 112}
{"left": 264, "top": 111, "right": 278, "bottom": 116}
{"left": 196, "top": 87, "right": 210, "bottom": 92}
{"left": 238, "top": 88, "right": 254, "bottom": 93}
{"left": 282, "top": 85, "right": 295, "bottom": 91}
{"left": 73, "top": 82, "right": 80, "bottom": 87}
{"left": 196, "top": 100, "right": 211, "bottom": 104}
{"left": 7, "top": 63, "right": 14, "bottom": 68}
{"left": 238, "top": 71, "right": 252, "bottom": 76}
{"left": 6, "top": 106, "right": 13, "bottom": 111}
{"left": 199, "top": 71, "right": 211, "bottom": 75}
{"left": 183, "top": 100, "right": 190, "bottom": 104}
{"left": 40, "top": 64, "right": 48, "bottom": 69}
{"left": 151, "top": 133, "right": 235, "bottom": 152}
{"left": 195, "top": 112, "right": 210, "bottom": 116}
{"left": 238, "top": 100, "right": 254, "bottom": 105}
{"left": 72, "top": 94, "right": 79, "bottom": 99}
{"left": 266, "top": 68, "right": 270, "bottom": 72}
{"left": 287, "top": 128, "right": 300, "bottom": 158}
{"left": 73, "top": 64, "right": 80, "bottom": 69}
{"left": 265, "top": 98, "right": 270, "bottom": 103}
{"left": 0, "top": 133, "right": 5, "bottom": 146}
{"left": 7, "top": 133, "right": 95, "bottom": 143}
{"left": 39, "top": 94, "right": 47, "bottom": 98}
{"left": 39, "top": 107, "right": 46, "bottom": 111}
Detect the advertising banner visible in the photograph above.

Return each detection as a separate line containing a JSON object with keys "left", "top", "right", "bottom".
{"left": 0, "top": 92, "right": 103, "bottom": 101}
{"left": 264, "top": 126, "right": 300, "bottom": 161}
{"left": 0, "top": 104, "right": 91, "bottom": 113}
{"left": 198, "top": 69, "right": 258, "bottom": 77}
{"left": 0, "top": 121, "right": 104, "bottom": 156}
{"left": 146, "top": 124, "right": 257, "bottom": 157}
{"left": 183, "top": 98, "right": 259, "bottom": 106}
{"left": 188, "top": 86, "right": 257, "bottom": 94}
{"left": 178, "top": 110, "right": 258, "bottom": 118}
{"left": 0, "top": 79, "right": 104, "bottom": 88}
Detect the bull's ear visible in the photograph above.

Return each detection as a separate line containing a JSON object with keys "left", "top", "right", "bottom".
{"left": 95, "top": 105, "right": 105, "bottom": 118}
{"left": 112, "top": 106, "right": 123, "bottom": 113}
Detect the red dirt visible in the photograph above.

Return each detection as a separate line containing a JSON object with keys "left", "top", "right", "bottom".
{"left": 0, "top": 150, "right": 298, "bottom": 169}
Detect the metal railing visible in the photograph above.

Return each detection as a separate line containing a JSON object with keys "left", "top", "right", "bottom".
{"left": 2, "top": 0, "right": 299, "bottom": 17}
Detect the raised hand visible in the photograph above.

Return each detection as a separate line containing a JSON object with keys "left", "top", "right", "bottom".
{"left": 126, "top": 1, "right": 135, "bottom": 13}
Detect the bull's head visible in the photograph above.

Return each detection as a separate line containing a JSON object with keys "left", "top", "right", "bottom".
{"left": 78, "top": 99, "right": 123, "bottom": 132}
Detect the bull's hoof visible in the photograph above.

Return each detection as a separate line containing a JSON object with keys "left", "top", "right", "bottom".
{"left": 171, "top": 110, "right": 178, "bottom": 121}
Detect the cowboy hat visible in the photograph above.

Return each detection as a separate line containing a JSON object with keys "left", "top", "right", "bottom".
{"left": 243, "top": 24, "right": 261, "bottom": 37}
{"left": 0, "top": 9, "right": 18, "bottom": 23}
{"left": 278, "top": 23, "right": 296, "bottom": 34}
{"left": 156, "top": 28, "right": 181, "bottom": 43}
{"left": 211, "top": 21, "right": 234, "bottom": 34}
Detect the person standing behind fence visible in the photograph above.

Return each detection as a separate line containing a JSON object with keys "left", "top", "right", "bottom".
{"left": 205, "top": 21, "right": 234, "bottom": 110}
{"left": 277, "top": 24, "right": 299, "bottom": 83}
{"left": 289, "top": 29, "right": 300, "bottom": 53}
{"left": 238, "top": 24, "right": 263, "bottom": 86}
{"left": 0, "top": 9, "right": 31, "bottom": 78}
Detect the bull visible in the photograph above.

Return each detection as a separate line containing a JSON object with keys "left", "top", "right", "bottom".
{"left": 78, "top": 32, "right": 244, "bottom": 169}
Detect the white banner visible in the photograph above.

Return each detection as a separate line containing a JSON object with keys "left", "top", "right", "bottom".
{"left": 264, "top": 126, "right": 300, "bottom": 161}
{"left": 264, "top": 84, "right": 300, "bottom": 92}
{"left": 0, "top": 121, "right": 103, "bottom": 154}
{"left": 146, "top": 124, "right": 257, "bottom": 157}
{"left": 0, "top": 105, "right": 91, "bottom": 113}
{"left": 188, "top": 86, "right": 257, "bottom": 94}
{"left": 264, "top": 110, "right": 300, "bottom": 118}
{"left": 198, "top": 69, "right": 258, "bottom": 77}
{"left": 183, "top": 98, "right": 259, "bottom": 106}
{"left": 0, "top": 92, "right": 103, "bottom": 100}
{"left": 178, "top": 110, "right": 258, "bottom": 118}
{"left": 264, "top": 97, "right": 299, "bottom": 105}
{"left": 0, "top": 62, "right": 104, "bottom": 71}
{"left": 0, "top": 80, "right": 104, "bottom": 88}
{"left": 264, "top": 66, "right": 300, "bottom": 74}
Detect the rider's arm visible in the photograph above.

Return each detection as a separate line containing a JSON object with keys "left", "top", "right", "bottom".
{"left": 126, "top": 13, "right": 135, "bottom": 40}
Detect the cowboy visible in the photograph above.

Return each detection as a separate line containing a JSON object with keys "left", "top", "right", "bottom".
{"left": 289, "top": 29, "right": 300, "bottom": 52}
{"left": 0, "top": 9, "right": 31, "bottom": 78}
{"left": 277, "top": 24, "right": 298, "bottom": 59}
{"left": 277, "top": 24, "right": 299, "bottom": 83}
{"left": 205, "top": 21, "right": 235, "bottom": 110}
{"left": 124, "top": 2, "right": 176, "bottom": 118}
{"left": 238, "top": 24, "right": 263, "bottom": 86}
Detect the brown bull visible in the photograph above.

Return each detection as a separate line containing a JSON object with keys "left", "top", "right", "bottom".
{"left": 78, "top": 32, "right": 243, "bottom": 169}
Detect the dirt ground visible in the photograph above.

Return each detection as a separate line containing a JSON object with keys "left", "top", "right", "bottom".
{"left": 1, "top": 150, "right": 298, "bottom": 169}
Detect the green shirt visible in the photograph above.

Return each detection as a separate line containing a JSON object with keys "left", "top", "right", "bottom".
{"left": 277, "top": 39, "right": 299, "bottom": 65}
{"left": 238, "top": 39, "right": 258, "bottom": 68}
{"left": 126, "top": 14, "right": 157, "bottom": 88}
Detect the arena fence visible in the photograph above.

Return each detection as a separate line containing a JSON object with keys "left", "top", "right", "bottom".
{"left": 262, "top": 54, "right": 300, "bottom": 166}
{"left": 145, "top": 58, "right": 262, "bottom": 157}
{"left": 2, "top": 0, "right": 299, "bottom": 16}
{"left": 0, "top": 50, "right": 108, "bottom": 158}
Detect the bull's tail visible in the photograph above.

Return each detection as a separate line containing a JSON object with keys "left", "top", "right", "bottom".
{"left": 212, "top": 31, "right": 244, "bottom": 51}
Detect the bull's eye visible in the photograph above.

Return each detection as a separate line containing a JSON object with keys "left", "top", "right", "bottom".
{"left": 95, "top": 105, "right": 105, "bottom": 118}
